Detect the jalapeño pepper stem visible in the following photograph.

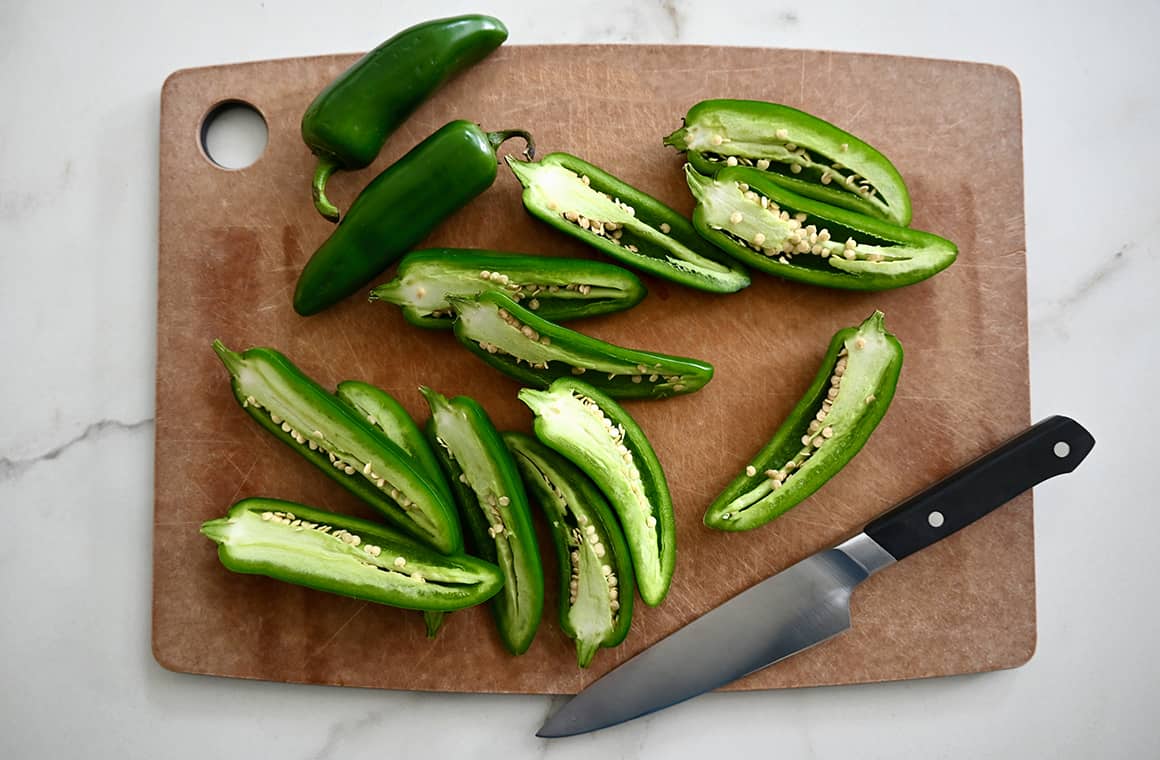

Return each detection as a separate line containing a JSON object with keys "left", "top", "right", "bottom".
{"left": 300, "top": 15, "right": 509, "bottom": 221}
{"left": 311, "top": 156, "right": 343, "bottom": 222}
{"left": 294, "top": 120, "right": 534, "bottom": 316}
{"left": 487, "top": 129, "right": 535, "bottom": 160}
{"left": 211, "top": 339, "right": 244, "bottom": 375}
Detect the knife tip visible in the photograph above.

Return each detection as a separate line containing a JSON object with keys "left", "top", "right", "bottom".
{"left": 535, "top": 721, "right": 566, "bottom": 739}
{"left": 536, "top": 712, "right": 577, "bottom": 739}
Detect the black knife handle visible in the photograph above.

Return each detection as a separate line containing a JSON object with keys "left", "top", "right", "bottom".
{"left": 864, "top": 416, "right": 1094, "bottom": 561}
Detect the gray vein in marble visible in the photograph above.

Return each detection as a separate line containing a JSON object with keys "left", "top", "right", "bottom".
{"left": 0, "top": 417, "right": 154, "bottom": 482}
{"left": 578, "top": 0, "right": 684, "bottom": 44}
{"left": 1032, "top": 242, "right": 1132, "bottom": 330}
{"left": 0, "top": 160, "right": 73, "bottom": 222}
{"left": 307, "top": 709, "right": 385, "bottom": 760}
{"left": 631, "top": 712, "right": 656, "bottom": 757}
{"left": 537, "top": 695, "right": 567, "bottom": 754}
{"left": 658, "top": 0, "right": 683, "bottom": 40}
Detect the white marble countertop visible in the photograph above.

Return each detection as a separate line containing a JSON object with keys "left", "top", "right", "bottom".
{"left": 1, "top": 0, "right": 1154, "bottom": 756}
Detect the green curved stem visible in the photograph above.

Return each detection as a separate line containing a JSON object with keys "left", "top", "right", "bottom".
{"left": 487, "top": 129, "right": 535, "bottom": 161}
{"left": 311, "top": 156, "right": 342, "bottom": 223}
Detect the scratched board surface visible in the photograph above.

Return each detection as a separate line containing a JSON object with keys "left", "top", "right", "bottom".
{"left": 154, "top": 46, "right": 1031, "bottom": 694}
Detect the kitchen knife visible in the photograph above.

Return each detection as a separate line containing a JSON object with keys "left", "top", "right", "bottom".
{"left": 538, "top": 415, "right": 1094, "bottom": 738}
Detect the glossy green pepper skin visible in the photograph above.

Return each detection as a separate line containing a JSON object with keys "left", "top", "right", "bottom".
{"left": 665, "top": 99, "right": 912, "bottom": 226}
{"left": 450, "top": 291, "right": 714, "bottom": 399}
{"left": 334, "top": 381, "right": 459, "bottom": 637}
{"left": 369, "top": 249, "right": 647, "bottom": 328}
{"left": 211, "top": 340, "right": 462, "bottom": 554}
{"left": 519, "top": 379, "right": 675, "bottom": 606}
{"left": 506, "top": 152, "right": 750, "bottom": 293}
{"left": 201, "top": 498, "right": 502, "bottom": 610}
{"left": 293, "top": 120, "right": 534, "bottom": 316}
{"left": 705, "top": 312, "right": 902, "bottom": 531}
{"left": 686, "top": 166, "right": 957, "bottom": 291}
{"left": 504, "top": 432, "right": 634, "bottom": 668}
{"left": 302, "top": 15, "right": 508, "bottom": 222}
{"left": 422, "top": 388, "right": 544, "bottom": 655}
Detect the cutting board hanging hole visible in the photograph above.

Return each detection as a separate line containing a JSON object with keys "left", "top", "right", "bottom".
{"left": 200, "top": 100, "right": 268, "bottom": 170}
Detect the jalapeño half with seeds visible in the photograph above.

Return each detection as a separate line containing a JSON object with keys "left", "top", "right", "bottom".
{"left": 507, "top": 152, "right": 751, "bottom": 293}
{"left": 370, "top": 249, "right": 647, "bottom": 328}
{"left": 334, "top": 380, "right": 460, "bottom": 637}
{"left": 665, "top": 99, "right": 913, "bottom": 226}
{"left": 505, "top": 432, "right": 635, "bottom": 668}
{"left": 705, "top": 311, "right": 902, "bottom": 531}
{"left": 211, "top": 340, "right": 462, "bottom": 554}
{"left": 450, "top": 291, "right": 714, "bottom": 399}
{"left": 519, "top": 378, "right": 675, "bottom": 607}
{"left": 201, "top": 498, "right": 503, "bottom": 610}
{"left": 422, "top": 388, "right": 544, "bottom": 655}
{"left": 686, "top": 165, "right": 957, "bottom": 290}
{"left": 334, "top": 381, "right": 456, "bottom": 509}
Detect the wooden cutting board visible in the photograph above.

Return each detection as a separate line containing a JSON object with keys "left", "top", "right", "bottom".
{"left": 153, "top": 45, "right": 1031, "bottom": 694}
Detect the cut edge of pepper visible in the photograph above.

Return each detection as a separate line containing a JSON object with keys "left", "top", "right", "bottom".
{"left": 505, "top": 154, "right": 752, "bottom": 294}
{"left": 664, "top": 99, "right": 913, "bottom": 226}
{"left": 503, "top": 431, "right": 634, "bottom": 665}
{"left": 447, "top": 291, "right": 714, "bottom": 398}
{"left": 421, "top": 386, "right": 545, "bottom": 654}
{"left": 704, "top": 310, "right": 902, "bottom": 532}
{"left": 211, "top": 341, "right": 463, "bottom": 553}
{"left": 686, "top": 165, "right": 956, "bottom": 291}
{"left": 519, "top": 378, "right": 674, "bottom": 607}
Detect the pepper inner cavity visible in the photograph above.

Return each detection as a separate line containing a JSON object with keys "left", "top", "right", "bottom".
{"left": 473, "top": 270, "right": 621, "bottom": 311}
{"left": 244, "top": 508, "right": 440, "bottom": 584}
{"left": 527, "top": 161, "right": 732, "bottom": 274}
{"left": 432, "top": 431, "right": 522, "bottom": 606}
{"left": 437, "top": 436, "right": 512, "bottom": 542}
{"left": 241, "top": 394, "right": 435, "bottom": 532}
{"left": 521, "top": 458, "right": 620, "bottom": 618}
{"left": 571, "top": 391, "right": 660, "bottom": 545}
{"left": 721, "top": 348, "right": 850, "bottom": 520}
{"left": 456, "top": 300, "right": 687, "bottom": 388}
{"left": 385, "top": 269, "right": 621, "bottom": 316}
{"left": 688, "top": 123, "right": 886, "bottom": 205}
{"left": 567, "top": 518, "right": 621, "bottom": 620}
{"left": 704, "top": 178, "right": 898, "bottom": 268}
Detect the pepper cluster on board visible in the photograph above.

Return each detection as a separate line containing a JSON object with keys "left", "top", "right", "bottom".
{"left": 200, "top": 13, "right": 965, "bottom": 669}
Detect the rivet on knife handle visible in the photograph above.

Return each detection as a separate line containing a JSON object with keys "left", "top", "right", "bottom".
{"left": 863, "top": 415, "right": 1095, "bottom": 560}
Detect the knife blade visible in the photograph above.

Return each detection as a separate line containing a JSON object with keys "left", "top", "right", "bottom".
{"left": 538, "top": 415, "right": 1094, "bottom": 737}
